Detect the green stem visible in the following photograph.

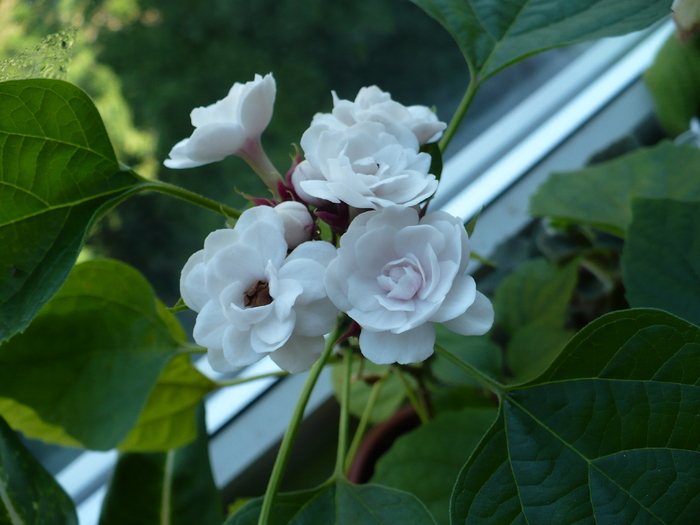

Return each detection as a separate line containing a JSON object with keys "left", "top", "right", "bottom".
{"left": 133, "top": 178, "right": 242, "bottom": 219}
{"left": 344, "top": 372, "right": 388, "bottom": 474}
{"left": 214, "top": 370, "right": 289, "bottom": 388}
{"left": 434, "top": 343, "right": 504, "bottom": 395}
{"left": 334, "top": 347, "right": 353, "bottom": 478}
{"left": 257, "top": 325, "right": 342, "bottom": 525}
{"left": 439, "top": 73, "right": 479, "bottom": 154}
{"left": 178, "top": 344, "right": 207, "bottom": 355}
{"left": 393, "top": 367, "right": 430, "bottom": 425}
{"left": 168, "top": 298, "right": 190, "bottom": 314}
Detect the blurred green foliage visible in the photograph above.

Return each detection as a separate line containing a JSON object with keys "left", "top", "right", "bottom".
{"left": 1, "top": 0, "right": 465, "bottom": 302}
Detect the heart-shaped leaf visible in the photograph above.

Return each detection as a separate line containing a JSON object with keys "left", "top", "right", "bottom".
{"left": 530, "top": 142, "right": 700, "bottom": 237}
{"left": 99, "top": 405, "right": 223, "bottom": 525}
{"left": 451, "top": 309, "right": 700, "bottom": 524}
{"left": 0, "top": 415, "right": 78, "bottom": 525}
{"left": 372, "top": 407, "right": 497, "bottom": 524}
{"left": 409, "top": 0, "right": 670, "bottom": 80}
{"left": 0, "top": 78, "right": 141, "bottom": 342}
{"left": 0, "top": 259, "right": 185, "bottom": 450}
{"left": 226, "top": 478, "right": 437, "bottom": 524}
{"left": 623, "top": 198, "right": 700, "bottom": 327}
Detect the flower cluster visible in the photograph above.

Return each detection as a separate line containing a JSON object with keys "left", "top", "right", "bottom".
{"left": 169, "top": 74, "right": 493, "bottom": 373}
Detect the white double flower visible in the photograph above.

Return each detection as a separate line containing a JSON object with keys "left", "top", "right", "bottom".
{"left": 324, "top": 206, "right": 494, "bottom": 364}
{"left": 180, "top": 206, "right": 337, "bottom": 373}
{"left": 292, "top": 87, "right": 445, "bottom": 211}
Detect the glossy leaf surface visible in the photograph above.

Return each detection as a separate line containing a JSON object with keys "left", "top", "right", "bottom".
{"left": 99, "top": 406, "right": 223, "bottom": 525}
{"left": 530, "top": 142, "right": 700, "bottom": 237}
{"left": 623, "top": 198, "right": 700, "bottom": 327}
{"left": 0, "top": 260, "right": 183, "bottom": 450}
{"left": 226, "top": 478, "right": 437, "bottom": 524}
{"left": 0, "top": 415, "right": 77, "bottom": 525}
{"left": 0, "top": 79, "right": 140, "bottom": 342}
{"left": 451, "top": 309, "right": 700, "bottom": 524}
{"left": 372, "top": 407, "right": 497, "bottom": 525}
{"left": 409, "top": 0, "right": 670, "bottom": 79}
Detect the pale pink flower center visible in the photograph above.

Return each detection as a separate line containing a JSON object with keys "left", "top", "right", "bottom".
{"left": 377, "top": 256, "right": 423, "bottom": 300}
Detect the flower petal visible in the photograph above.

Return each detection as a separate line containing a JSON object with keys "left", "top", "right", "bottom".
{"left": 430, "top": 274, "right": 477, "bottom": 323}
{"left": 359, "top": 323, "right": 436, "bottom": 364}
{"left": 270, "top": 335, "right": 324, "bottom": 374}
{"left": 185, "top": 122, "right": 246, "bottom": 163}
{"left": 239, "top": 73, "right": 276, "bottom": 138}
{"left": 164, "top": 138, "right": 208, "bottom": 169}
{"left": 440, "top": 291, "right": 494, "bottom": 336}
{"left": 278, "top": 258, "right": 327, "bottom": 305}
{"left": 293, "top": 298, "right": 338, "bottom": 337}
{"left": 180, "top": 250, "right": 207, "bottom": 312}
{"left": 193, "top": 301, "right": 227, "bottom": 350}
{"left": 222, "top": 325, "right": 266, "bottom": 368}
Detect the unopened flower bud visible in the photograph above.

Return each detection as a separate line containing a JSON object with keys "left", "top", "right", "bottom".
{"left": 274, "top": 201, "right": 314, "bottom": 249}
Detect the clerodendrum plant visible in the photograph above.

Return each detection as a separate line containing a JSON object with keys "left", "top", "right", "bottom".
{"left": 1, "top": 1, "right": 698, "bottom": 524}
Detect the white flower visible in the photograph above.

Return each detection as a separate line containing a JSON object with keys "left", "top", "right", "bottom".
{"left": 312, "top": 86, "right": 446, "bottom": 145}
{"left": 273, "top": 201, "right": 314, "bottom": 249}
{"left": 292, "top": 120, "right": 437, "bottom": 210}
{"left": 324, "top": 206, "right": 493, "bottom": 364}
{"left": 164, "top": 73, "right": 275, "bottom": 169}
{"left": 180, "top": 206, "right": 337, "bottom": 373}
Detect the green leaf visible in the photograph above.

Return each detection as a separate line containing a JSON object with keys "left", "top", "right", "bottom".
{"left": 226, "top": 478, "right": 437, "bottom": 525}
{"left": 0, "top": 415, "right": 78, "bottom": 525}
{"left": 332, "top": 356, "right": 411, "bottom": 424}
{"left": 432, "top": 327, "right": 502, "bottom": 387}
{"left": 99, "top": 405, "right": 223, "bottom": 525}
{"left": 529, "top": 142, "right": 700, "bottom": 237}
{"left": 118, "top": 354, "right": 216, "bottom": 452}
{"left": 493, "top": 257, "right": 578, "bottom": 333}
{"left": 0, "top": 259, "right": 184, "bottom": 450}
{"left": 409, "top": 0, "right": 669, "bottom": 80}
{"left": 451, "top": 309, "right": 700, "bottom": 524}
{"left": 464, "top": 208, "right": 481, "bottom": 238}
{"left": 372, "top": 407, "right": 497, "bottom": 525}
{"left": 0, "top": 78, "right": 141, "bottom": 343}
{"left": 622, "top": 198, "right": 700, "bottom": 327}
{"left": 0, "top": 398, "right": 81, "bottom": 449}
{"left": 430, "top": 385, "right": 496, "bottom": 415}
{"left": 645, "top": 34, "right": 700, "bottom": 137}
{"left": 507, "top": 324, "right": 574, "bottom": 384}
{"left": 422, "top": 141, "right": 443, "bottom": 180}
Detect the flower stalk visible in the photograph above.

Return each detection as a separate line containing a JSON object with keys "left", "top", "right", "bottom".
{"left": 134, "top": 178, "right": 241, "bottom": 219}
{"left": 439, "top": 73, "right": 479, "bottom": 153}
{"left": 434, "top": 343, "right": 504, "bottom": 396}
{"left": 257, "top": 325, "right": 342, "bottom": 525}
{"left": 393, "top": 366, "right": 430, "bottom": 425}
{"left": 334, "top": 347, "right": 354, "bottom": 478}
{"left": 344, "top": 371, "right": 388, "bottom": 474}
